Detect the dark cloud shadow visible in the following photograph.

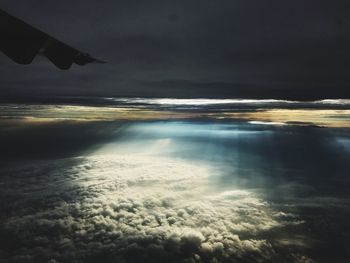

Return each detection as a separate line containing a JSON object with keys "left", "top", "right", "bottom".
{"left": 0, "top": 120, "right": 127, "bottom": 162}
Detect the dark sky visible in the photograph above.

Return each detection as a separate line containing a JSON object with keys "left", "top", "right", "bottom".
{"left": 1, "top": 0, "right": 350, "bottom": 100}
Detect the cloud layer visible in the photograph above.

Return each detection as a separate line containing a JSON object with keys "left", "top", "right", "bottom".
{"left": 1, "top": 117, "right": 349, "bottom": 263}
{"left": 0, "top": 154, "right": 308, "bottom": 263}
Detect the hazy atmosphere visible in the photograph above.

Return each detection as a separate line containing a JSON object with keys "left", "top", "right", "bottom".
{"left": 1, "top": 0, "right": 350, "bottom": 99}
{"left": 1, "top": 1, "right": 350, "bottom": 263}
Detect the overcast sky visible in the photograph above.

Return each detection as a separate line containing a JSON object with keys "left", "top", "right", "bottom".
{"left": 1, "top": 0, "right": 350, "bottom": 100}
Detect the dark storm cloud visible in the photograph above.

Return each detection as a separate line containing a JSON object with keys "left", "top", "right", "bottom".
{"left": 1, "top": 0, "right": 350, "bottom": 99}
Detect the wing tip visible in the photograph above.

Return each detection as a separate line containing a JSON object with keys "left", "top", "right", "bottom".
{"left": 0, "top": 8, "right": 105, "bottom": 70}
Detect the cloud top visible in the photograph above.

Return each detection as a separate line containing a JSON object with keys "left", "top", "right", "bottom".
{"left": 0, "top": 154, "right": 310, "bottom": 262}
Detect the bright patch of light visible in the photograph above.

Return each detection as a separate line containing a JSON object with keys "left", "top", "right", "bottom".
{"left": 105, "top": 97, "right": 350, "bottom": 107}
{"left": 315, "top": 99, "right": 350, "bottom": 105}
{"left": 249, "top": 121, "right": 286, "bottom": 126}
{"left": 106, "top": 97, "right": 296, "bottom": 105}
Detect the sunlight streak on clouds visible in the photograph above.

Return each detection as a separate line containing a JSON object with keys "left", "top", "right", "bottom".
{"left": 0, "top": 154, "right": 308, "bottom": 262}
{"left": 0, "top": 100, "right": 349, "bottom": 128}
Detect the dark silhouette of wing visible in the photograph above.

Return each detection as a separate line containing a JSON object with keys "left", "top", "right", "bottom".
{"left": 0, "top": 9, "right": 104, "bottom": 69}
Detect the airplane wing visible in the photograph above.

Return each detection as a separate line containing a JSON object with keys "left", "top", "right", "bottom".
{"left": 0, "top": 8, "right": 104, "bottom": 70}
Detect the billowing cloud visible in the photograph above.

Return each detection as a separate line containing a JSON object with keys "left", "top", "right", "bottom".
{"left": 1, "top": 112, "right": 349, "bottom": 262}
{"left": 0, "top": 154, "right": 309, "bottom": 263}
